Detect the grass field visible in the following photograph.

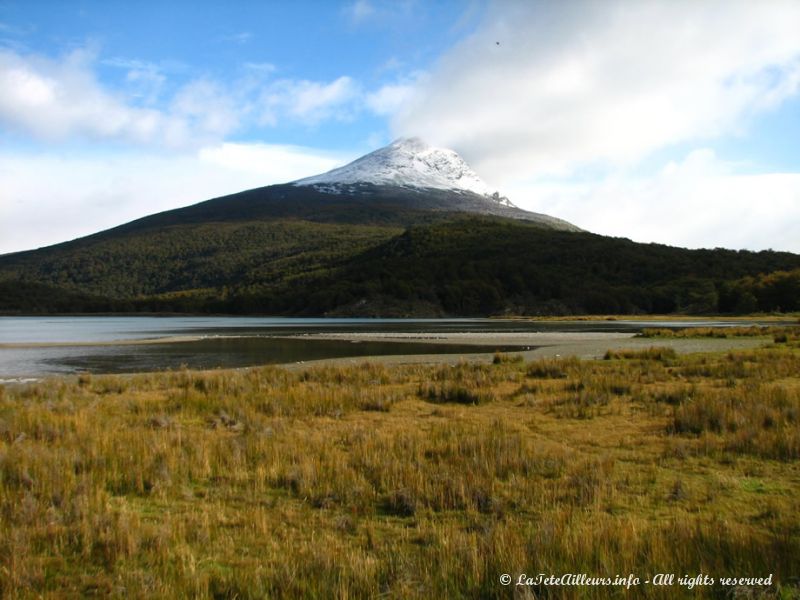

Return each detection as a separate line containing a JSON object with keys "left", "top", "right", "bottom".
{"left": 1, "top": 327, "right": 799, "bottom": 598}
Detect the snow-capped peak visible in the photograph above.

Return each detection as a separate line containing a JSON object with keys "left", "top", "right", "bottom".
{"left": 292, "top": 137, "right": 515, "bottom": 206}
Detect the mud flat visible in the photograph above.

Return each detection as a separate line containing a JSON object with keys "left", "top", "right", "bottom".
{"left": 283, "top": 330, "right": 766, "bottom": 367}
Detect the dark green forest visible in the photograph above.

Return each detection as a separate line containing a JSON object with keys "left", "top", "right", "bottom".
{"left": 2, "top": 215, "right": 799, "bottom": 316}
{"left": 0, "top": 220, "right": 400, "bottom": 298}
{"left": 222, "top": 217, "right": 800, "bottom": 316}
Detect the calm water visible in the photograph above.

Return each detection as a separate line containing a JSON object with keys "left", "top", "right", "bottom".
{"left": 0, "top": 316, "right": 768, "bottom": 378}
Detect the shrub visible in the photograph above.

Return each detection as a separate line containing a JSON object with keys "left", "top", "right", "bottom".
{"left": 604, "top": 347, "right": 677, "bottom": 361}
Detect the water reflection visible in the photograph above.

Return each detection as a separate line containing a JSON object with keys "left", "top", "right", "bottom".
{"left": 2, "top": 336, "right": 529, "bottom": 377}
{"left": 0, "top": 315, "right": 775, "bottom": 377}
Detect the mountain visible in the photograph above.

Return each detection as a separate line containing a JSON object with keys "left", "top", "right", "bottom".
{"left": 295, "top": 137, "right": 500, "bottom": 196}
{"left": 293, "top": 137, "right": 579, "bottom": 230}
{"left": 29, "top": 138, "right": 576, "bottom": 240}
{"left": 1, "top": 139, "right": 799, "bottom": 316}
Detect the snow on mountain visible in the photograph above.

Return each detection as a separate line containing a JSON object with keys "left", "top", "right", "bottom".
{"left": 293, "top": 137, "right": 515, "bottom": 207}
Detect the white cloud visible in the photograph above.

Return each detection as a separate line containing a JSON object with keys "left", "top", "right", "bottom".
{"left": 0, "top": 144, "right": 352, "bottom": 255}
{"left": 506, "top": 149, "right": 800, "bottom": 253}
{"left": 383, "top": 0, "right": 800, "bottom": 253}
{"left": 0, "top": 48, "right": 165, "bottom": 143}
{"left": 259, "top": 76, "right": 360, "bottom": 125}
{"left": 366, "top": 76, "right": 422, "bottom": 116}
{"left": 289, "top": 76, "right": 358, "bottom": 120}
{"left": 0, "top": 48, "right": 246, "bottom": 147}
{"left": 168, "top": 79, "right": 243, "bottom": 143}
{"left": 198, "top": 142, "right": 348, "bottom": 178}
{"left": 346, "top": 0, "right": 375, "bottom": 24}
{"left": 0, "top": 48, "right": 371, "bottom": 146}
{"left": 343, "top": 0, "right": 419, "bottom": 27}
{"left": 393, "top": 0, "right": 800, "bottom": 180}
{"left": 125, "top": 66, "right": 166, "bottom": 104}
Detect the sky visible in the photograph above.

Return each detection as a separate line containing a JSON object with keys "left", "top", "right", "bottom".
{"left": 1, "top": 0, "right": 799, "bottom": 254}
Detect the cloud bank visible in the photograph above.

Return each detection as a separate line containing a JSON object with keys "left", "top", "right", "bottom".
{"left": 389, "top": 0, "right": 800, "bottom": 252}
{"left": 394, "top": 0, "right": 800, "bottom": 179}
{"left": 0, "top": 48, "right": 377, "bottom": 148}
{"left": 0, "top": 44, "right": 385, "bottom": 253}
{"left": 0, "top": 144, "right": 350, "bottom": 255}
{"left": 3, "top": 1, "right": 800, "bottom": 255}
{"left": 506, "top": 150, "right": 800, "bottom": 253}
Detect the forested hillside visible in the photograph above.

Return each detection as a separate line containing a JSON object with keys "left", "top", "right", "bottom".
{"left": 0, "top": 220, "right": 400, "bottom": 298}
{"left": 223, "top": 217, "right": 800, "bottom": 316}
{"left": 2, "top": 215, "right": 798, "bottom": 316}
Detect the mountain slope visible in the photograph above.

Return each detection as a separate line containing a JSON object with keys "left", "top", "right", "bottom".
{"left": 293, "top": 137, "right": 579, "bottom": 229}
{"left": 2, "top": 215, "right": 799, "bottom": 315}
{"left": 0, "top": 137, "right": 578, "bottom": 304}
{"left": 66, "top": 137, "right": 576, "bottom": 238}
{"left": 2, "top": 139, "right": 798, "bottom": 316}
{"left": 227, "top": 216, "right": 800, "bottom": 316}
{"left": 0, "top": 220, "right": 401, "bottom": 299}
{"left": 295, "top": 137, "right": 502, "bottom": 197}
{"left": 93, "top": 182, "right": 575, "bottom": 236}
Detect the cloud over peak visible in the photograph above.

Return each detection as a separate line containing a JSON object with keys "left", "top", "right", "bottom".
{"left": 393, "top": 0, "right": 800, "bottom": 180}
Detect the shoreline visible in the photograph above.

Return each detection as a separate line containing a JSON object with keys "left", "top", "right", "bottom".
{"left": 284, "top": 331, "right": 632, "bottom": 344}
{"left": 278, "top": 332, "right": 766, "bottom": 369}
{"left": 1, "top": 332, "right": 768, "bottom": 382}
{"left": 0, "top": 324, "right": 782, "bottom": 381}
{"left": 0, "top": 334, "right": 207, "bottom": 349}
{"left": 493, "top": 313, "right": 800, "bottom": 323}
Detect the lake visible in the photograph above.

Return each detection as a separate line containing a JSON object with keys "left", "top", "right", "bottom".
{"left": 0, "top": 315, "right": 771, "bottom": 378}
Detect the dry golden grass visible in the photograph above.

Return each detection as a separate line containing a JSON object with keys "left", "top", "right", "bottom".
{"left": 638, "top": 325, "right": 800, "bottom": 340}
{"left": 1, "top": 337, "right": 800, "bottom": 598}
{"left": 603, "top": 346, "right": 678, "bottom": 361}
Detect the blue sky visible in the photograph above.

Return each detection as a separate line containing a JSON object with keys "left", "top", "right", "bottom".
{"left": 0, "top": 0, "right": 477, "bottom": 151}
{"left": 1, "top": 0, "right": 799, "bottom": 254}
